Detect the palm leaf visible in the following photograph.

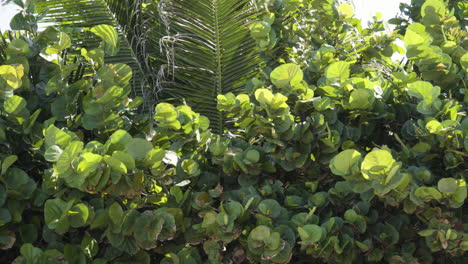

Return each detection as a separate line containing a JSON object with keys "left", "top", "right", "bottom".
{"left": 34, "top": 0, "right": 158, "bottom": 109}
{"left": 157, "top": 0, "right": 261, "bottom": 133}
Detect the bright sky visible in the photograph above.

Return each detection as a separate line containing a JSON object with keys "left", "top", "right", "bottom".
{"left": 352, "top": 0, "right": 411, "bottom": 29}
{"left": 0, "top": 0, "right": 411, "bottom": 31}
{"left": 0, "top": 1, "right": 19, "bottom": 31}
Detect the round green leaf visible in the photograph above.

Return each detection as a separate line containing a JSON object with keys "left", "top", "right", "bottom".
{"left": 1, "top": 155, "right": 17, "bottom": 176}
{"left": 437, "top": 178, "right": 458, "bottom": 193}
{"left": 407, "top": 81, "right": 440, "bottom": 103}
{"left": 298, "top": 224, "right": 323, "bottom": 242}
{"left": 461, "top": 53, "right": 468, "bottom": 71}
{"left": 108, "top": 202, "right": 123, "bottom": 225}
{"left": 6, "top": 39, "right": 30, "bottom": 55}
{"left": 244, "top": 149, "right": 260, "bottom": 163}
{"left": 45, "top": 125, "right": 72, "bottom": 149}
{"left": 0, "top": 64, "right": 24, "bottom": 89}
{"left": 69, "top": 203, "right": 89, "bottom": 228}
{"left": 255, "top": 88, "right": 274, "bottom": 105}
{"left": 344, "top": 209, "right": 359, "bottom": 223}
{"left": 104, "top": 155, "right": 127, "bottom": 174}
{"left": 4, "top": 95, "right": 26, "bottom": 114}
{"left": 270, "top": 63, "right": 303, "bottom": 89}
{"left": 258, "top": 199, "right": 282, "bottom": 218}
{"left": 0, "top": 208, "right": 12, "bottom": 226}
{"left": 249, "top": 225, "right": 271, "bottom": 241}
{"left": 44, "top": 145, "right": 63, "bottom": 162}
{"left": 330, "top": 149, "right": 362, "bottom": 176}
{"left": 125, "top": 138, "right": 153, "bottom": 161}
{"left": 337, "top": 3, "right": 354, "bottom": 19}
{"left": 44, "top": 199, "right": 72, "bottom": 233}
{"left": 77, "top": 153, "right": 102, "bottom": 175}
{"left": 361, "top": 149, "right": 396, "bottom": 180}
{"left": 426, "top": 120, "right": 444, "bottom": 134}
{"left": 348, "top": 89, "right": 375, "bottom": 110}
{"left": 108, "top": 130, "right": 132, "bottom": 151}
{"left": 415, "top": 186, "right": 442, "bottom": 200}
{"left": 181, "top": 159, "right": 200, "bottom": 177}
{"left": 325, "top": 61, "right": 350, "bottom": 83}
{"left": 453, "top": 179, "right": 467, "bottom": 203}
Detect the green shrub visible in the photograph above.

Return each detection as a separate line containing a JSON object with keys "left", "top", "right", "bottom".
{"left": 0, "top": 0, "right": 467, "bottom": 263}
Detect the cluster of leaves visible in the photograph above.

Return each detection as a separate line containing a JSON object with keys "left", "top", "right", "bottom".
{"left": 0, "top": 0, "right": 467, "bottom": 263}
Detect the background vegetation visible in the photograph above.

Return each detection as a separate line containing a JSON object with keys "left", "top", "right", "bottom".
{"left": 0, "top": 0, "right": 467, "bottom": 263}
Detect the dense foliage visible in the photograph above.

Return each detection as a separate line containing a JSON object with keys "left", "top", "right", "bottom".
{"left": 0, "top": 0, "right": 467, "bottom": 263}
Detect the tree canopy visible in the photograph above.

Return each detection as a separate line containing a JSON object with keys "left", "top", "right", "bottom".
{"left": 0, "top": 0, "right": 467, "bottom": 263}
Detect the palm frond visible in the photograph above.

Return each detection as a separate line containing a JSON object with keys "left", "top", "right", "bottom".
{"left": 157, "top": 0, "right": 262, "bottom": 133}
{"left": 34, "top": 0, "right": 158, "bottom": 109}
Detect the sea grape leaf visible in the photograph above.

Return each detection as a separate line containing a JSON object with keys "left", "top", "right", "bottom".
{"left": 361, "top": 149, "right": 396, "bottom": 181}
{"left": 104, "top": 155, "right": 127, "bottom": 174}
{"left": 45, "top": 125, "right": 72, "bottom": 149}
{"left": 269, "top": 93, "right": 289, "bottom": 110}
{"left": 94, "top": 86, "right": 124, "bottom": 104}
{"left": 77, "top": 153, "right": 102, "bottom": 175}
{"left": 437, "top": 178, "right": 458, "bottom": 193}
{"left": 421, "top": 0, "right": 446, "bottom": 25}
{"left": 56, "top": 141, "right": 84, "bottom": 174}
{"left": 258, "top": 199, "right": 282, "bottom": 218}
{"left": 298, "top": 224, "right": 323, "bottom": 242}
{"left": 407, "top": 81, "right": 440, "bottom": 103}
{"left": 244, "top": 149, "right": 260, "bottom": 163}
{"left": 44, "top": 145, "right": 63, "bottom": 162}
{"left": 415, "top": 187, "right": 442, "bottom": 200}
{"left": 255, "top": 88, "right": 274, "bottom": 105}
{"left": 330, "top": 149, "right": 362, "bottom": 176}
{"left": 1, "top": 155, "right": 18, "bottom": 176}
{"left": 69, "top": 203, "right": 89, "bottom": 228}
{"left": 270, "top": 63, "right": 303, "bottom": 89}
{"left": 249, "top": 225, "right": 271, "bottom": 241}
{"left": 344, "top": 209, "right": 359, "bottom": 223}
{"left": 4, "top": 95, "right": 26, "bottom": 114}
{"left": 404, "top": 23, "right": 431, "bottom": 48}
{"left": 0, "top": 208, "right": 12, "bottom": 226}
{"left": 44, "top": 199, "right": 73, "bottom": 234}
{"left": 181, "top": 159, "right": 200, "bottom": 177}
{"left": 348, "top": 89, "right": 375, "bottom": 110}
{"left": 108, "top": 202, "right": 123, "bottom": 226}
{"left": 134, "top": 211, "right": 164, "bottom": 245}
{"left": 155, "top": 211, "right": 176, "bottom": 240}
{"left": 112, "top": 151, "right": 135, "bottom": 171}
{"left": 154, "top": 103, "right": 181, "bottom": 130}
{"left": 108, "top": 130, "right": 132, "bottom": 151}
{"left": 425, "top": 120, "right": 444, "bottom": 135}
{"left": 337, "top": 2, "right": 354, "bottom": 19}
{"left": 20, "top": 244, "right": 43, "bottom": 263}
{"left": 125, "top": 138, "right": 153, "bottom": 161}
{"left": 325, "top": 61, "right": 350, "bottom": 83}
{"left": 4, "top": 168, "right": 36, "bottom": 199}
{"left": 452, "top": 179, "right": 467, "bottom": 203}
{"left": 460, "top": 53, "right": 468, "bottom": 72}
{"left": 6, "top": 39, "right": 30, "bottom": 55}
{"left": 0, "top": 64, "right": 24, "bottom": 89}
